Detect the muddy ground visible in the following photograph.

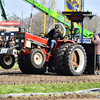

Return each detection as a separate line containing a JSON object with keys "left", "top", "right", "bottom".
{"left": 0, "top": 68, "right": 100, "bottom": 85}
{"left": 0, "top": 68, "right": 100, "bottom": 100}
{"left": 0, "top": 94, "right": 100, "bottom": 100}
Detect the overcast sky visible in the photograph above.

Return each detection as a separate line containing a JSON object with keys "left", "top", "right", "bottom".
{"left": 4, "top": 0, "right": 100, "bottom": 18}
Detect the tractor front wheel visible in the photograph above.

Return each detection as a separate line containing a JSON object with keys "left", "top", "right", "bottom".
{"left": 28, "top": 48, "right": 46, "bottom": 74}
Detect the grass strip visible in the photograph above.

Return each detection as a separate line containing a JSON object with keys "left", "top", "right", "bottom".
{"left": 12, "top": 63, "right": 18, "bottom": 68}
{"left": 0, "top": 62, "right": 18, "bottom": 69}
{"left": 0, "top": 82, "right": 100, "bottom": 95}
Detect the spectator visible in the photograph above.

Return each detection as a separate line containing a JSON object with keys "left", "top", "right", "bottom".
{"left": 0, "top": 42, "right": 2, "bottom": 48}
{"left": 0, "top": 36, "right": 2, "bottom": 41}
{"left": 0, "top": 36, "right": 2, "bottom": 48}
{"left": 68, "top": 35, "right": 71, "bottom": 40}
{"left": 1, "top": 41, "right": 4, "bottom": 47}
{"left": 2, "top": 37, "right": 5, "bottom": 41}
{"left": 92, "top": 31, "right": 100, "bottom": 71}
{"left": 4, "top": 41, "right": 6, "bottom": 48}
{"left": 10, "top": 37, "right": 15, "bottom": 47}
{"left": 6, "top": 36, "right": 12, "bottom": 48}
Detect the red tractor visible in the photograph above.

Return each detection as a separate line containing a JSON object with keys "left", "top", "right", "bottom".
{"left": 15, "top": 24, "right": 87, "bottom": 76}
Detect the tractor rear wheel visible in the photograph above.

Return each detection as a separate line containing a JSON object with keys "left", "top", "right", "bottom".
{"left": 64, "top": 45, "right": 87, "bottom": 76}
{"left": 18, "top": 55, "right": 26, "bottom": 73}
{"left": 28, "top": 48, "right": 46, "bottom": 74}
{"left": 18, "top": 55, "right": 34, "bottom": 74}
{"left": 0, "top": 54, "right": 15, "bottom": 69}
{"left": 52, "top": 43, "right": 72, "bottom": 75}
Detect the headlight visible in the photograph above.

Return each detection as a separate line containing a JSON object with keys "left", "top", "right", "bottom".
{"left": 11, "top": 33, "right": 14, "bottom": 35}
{"left": 16, "top": 39, "right": 19, "bottom": 42}
{"left": 1, "top": 33, "right": 4, "bottom": 35}
{"left": 21, "top": 39, "right": 24, "bottom": 43}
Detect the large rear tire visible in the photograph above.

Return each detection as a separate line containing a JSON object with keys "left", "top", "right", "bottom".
{"left": 18, "top": 55, "right": 26, "bottom": 73}
{"left": 52, "top": 43, "right": 72, "bottom": 75}
{"left": 0, "top": 54, "right": 15, "bottom": 69}
{"left": 64, "top": 45, "right": 87, "bottom": 76}
{"left": 18, "top": 55, "right": 33, "bottom": 74}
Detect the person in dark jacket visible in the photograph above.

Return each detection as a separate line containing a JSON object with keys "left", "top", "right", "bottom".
{"left": 46, "top": 25, "right": 64, "bottom": 54}
{"left": 6, "top": 36, "right": 12, "bottom": 48}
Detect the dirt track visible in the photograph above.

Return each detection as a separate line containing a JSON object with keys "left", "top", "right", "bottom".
{"left": 0, "top": 68, "right": 100, "bottom": 100}
{"left": 0, "top": 68, "right": 100, "bottom": 85}
{"left": 0, "top": 94, "right": 99, "bottom": 100}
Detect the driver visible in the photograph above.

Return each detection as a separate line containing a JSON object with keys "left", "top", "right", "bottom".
{"left": 46, "top": 25, "right": 64, "bottom": 54}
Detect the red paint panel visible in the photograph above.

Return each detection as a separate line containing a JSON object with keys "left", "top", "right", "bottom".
{"left": 0, "top": 21, "right": 21, "bottom": 26}
{"left": 25, "top": 32, "right": 48, "bottom": 45}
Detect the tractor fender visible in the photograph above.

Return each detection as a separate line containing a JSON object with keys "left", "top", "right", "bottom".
{"left": 64, "top": 40, "right": 75, "bottom": 44}
{"left": 39, "top": 48, "right": 50, "bottom": 62}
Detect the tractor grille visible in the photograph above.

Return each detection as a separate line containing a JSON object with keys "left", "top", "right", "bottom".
{"left": 15, "top": 33, "right": 25, "bottom": 47}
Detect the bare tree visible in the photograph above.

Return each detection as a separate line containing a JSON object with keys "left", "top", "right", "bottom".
{"left": 31, "top": 12, "right": 44, "bottom": 35}
{"left": 84, "top": 15, "right": 100, "bottom": 33}
{"left": 30, "top": 0, "right": 57, "bottom": 35}
{"left": 23, "top": 17, "right": 30, "bottom": 32}
{"left": 9, "top": 12, "right": 21, "bottom": 21}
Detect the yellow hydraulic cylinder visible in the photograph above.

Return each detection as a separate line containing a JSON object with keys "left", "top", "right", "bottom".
{"left": 53, "top": 0, "right": 55, "bottom": 24}
{"left": 44, "top": 0, "right": 46, "bottom": 34}
{"left": 79, "top": 0, "right": 81, "bottom": 11}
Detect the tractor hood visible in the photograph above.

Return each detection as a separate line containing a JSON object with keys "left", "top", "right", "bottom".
{"left": 15, "top": 32, "right": 48, "bottom": 48}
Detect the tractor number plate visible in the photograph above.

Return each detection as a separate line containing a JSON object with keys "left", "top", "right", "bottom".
{"left": 0, "top": 49, "right": 8, "bottom": 54}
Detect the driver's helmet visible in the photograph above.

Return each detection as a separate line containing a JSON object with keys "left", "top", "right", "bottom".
{"left": 55, "top": 25, "right": 59, "bottom": 29}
